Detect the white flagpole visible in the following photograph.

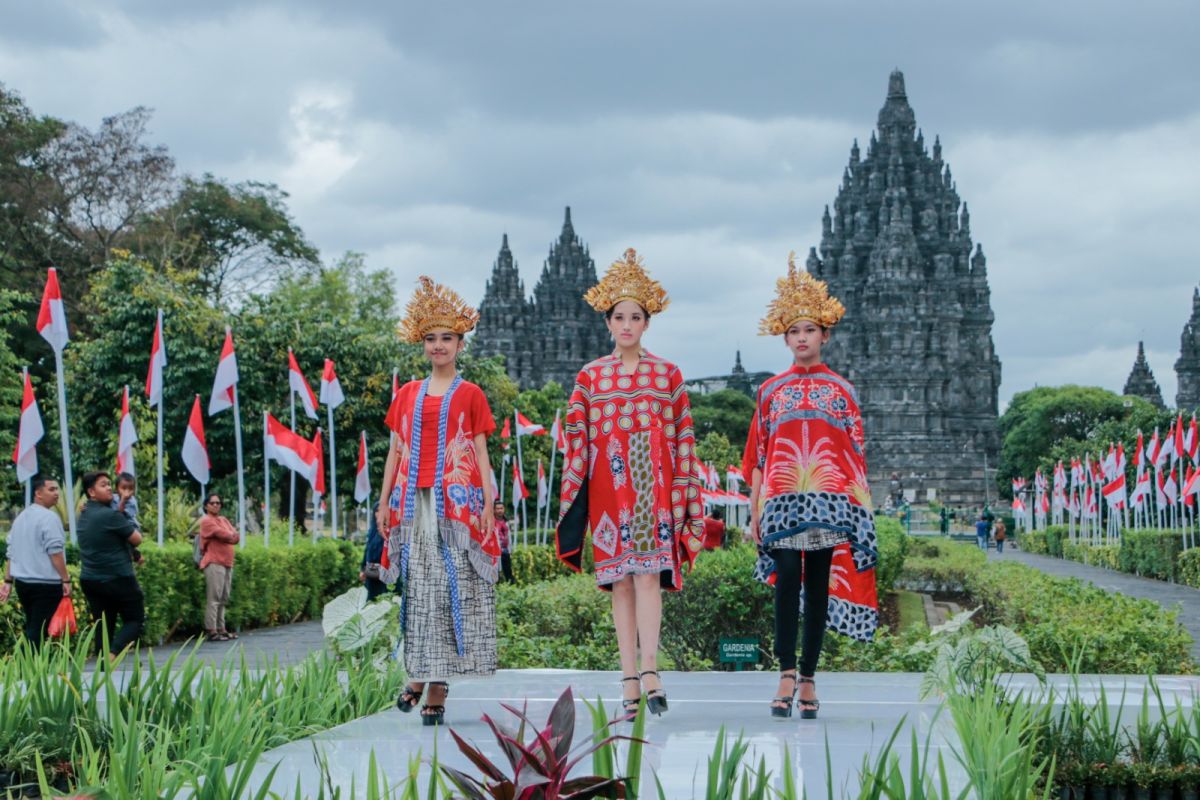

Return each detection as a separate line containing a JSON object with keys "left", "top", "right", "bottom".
{"left": 53, "top": 348, "right": 77, "bottom": 544}
{"left": 544, "top": 409, "right": 560, "bottom": 535}
{"left": 263, "top": 411, "right": 271, "bottom": 548}
{"left": 514, "top": 409, "right": 527, "bottom": 547}
{"left": 289, "top": 389, "right": 297, "bottom": 547}
{"left": 232, "top": 386, "right": 246, "bottom": 546}
{"left": 156, "top": 312, "right": 165, "bottom": 546}
{"left": 328, "top": 403, "right": 337, "bottom": 539}
{"left": 21, "top": 366, "right": 32, "bottom": 509}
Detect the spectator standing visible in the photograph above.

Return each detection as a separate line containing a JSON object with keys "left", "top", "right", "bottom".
{"left": 198, "top": 492, "right": 240, "bottom": 640}
{"left": 0, "top": 475, "right": 71, "bottom": 646}
{"left": 359, "top": 501, "right": 396, "bottom": 601}
{"left": 702, "top": 508, "right": 727, "bottom": 550}
{"left": 78, "top": 471, "right": 144, "bottom": 657}
{"left": 974, "top": 513, "right": 989, "bottom": 551}
{"left": 493, "top": 500, "right": 514, "bottom": 583}
{"left": 993, "top": 518, "right": 1007, "bottom": 554}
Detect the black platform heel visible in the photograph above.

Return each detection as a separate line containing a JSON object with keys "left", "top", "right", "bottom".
{"left": 421, "top": 682, "right": 448, "bottom": 726}
{"left": 620, "top": 676, "right": 642, "bottom": 717}
{"left": 640, "top": 670, "right": 668, "bottom": 715}
{"left": 797, "top": 675, "right": 820, "bottom": 720}
{"left": 396, "top": 684, "right": 423, "bottom": 713}
{"left": 771, "top": 671, "right": 798, "bottom": 719}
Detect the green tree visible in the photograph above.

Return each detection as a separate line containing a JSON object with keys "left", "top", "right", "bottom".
{"left": 695, "top": 431, "right": 741, "bottom": 472}
{"left": 689, "top": 389, "right": 754, "bottom": 453}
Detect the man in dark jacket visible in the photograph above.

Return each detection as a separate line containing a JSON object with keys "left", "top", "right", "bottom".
{"left": 359, "top": 502, "right": 398, "bottom": 601}
{"left": 78, "top": 471, "right": 144, "bottom": 657}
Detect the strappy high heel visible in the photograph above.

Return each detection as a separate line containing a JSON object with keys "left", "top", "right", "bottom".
{"left": 620, "top": 676, "right": 641, "bottom": 717}
{"left": 797, "top": 675, "right": 820, "bottom": 720}
{"left": 640, "top": 670, "right": 668, "bottom": 716}
{"left": 421, "top": 682, "right": 448, "bottom": 726}
{"left": 396, "top": 684, "right": 423, "bottom": 713}
{"left": 771, "top": 671, "right": 798, "bottom": 719}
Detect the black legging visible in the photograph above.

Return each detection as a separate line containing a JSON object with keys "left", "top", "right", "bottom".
{"left": 771, "top": 547, "right": 833, "bottom": 676}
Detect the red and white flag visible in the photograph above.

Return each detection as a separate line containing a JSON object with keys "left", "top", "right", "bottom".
{"left": 1189, "top": 417, "right": 1199, "bottom": 463}
{"left": 1156, "top": 472, "right": 1170, "bottom": 509}
{"left": 182, "top": 395, "right": 211, "bottom": 485}
{"left": 1184, "top": 466, "right": 1200, "bottom": 500}
{"left": 536, "top": 459, "right": 548, "bottom": 509}
{"left": 320, "top": 359, "right": 345, "bottom": 409}
{"left": 208, "top": 328, "right": 239, "bottom": 415}
{"left": 1174, "top": 415, "right": 1185, "bottom": 461}
{"left": 1164, "top": 472, "right": 1179, "bottom": 505}
{"left": 515, "top": 411, "right": 546, "bottom": 436}
{"left": 116, "top": 385, "right": 137, "bottom": 476}
{"left": 312, "top": 428, "right": 326, "bottom": 497}
{"left": 1131, "top": 472, "right": 1151, "bottom": 507}
{"left": 36, "top": 268, "right": 69, "bottom": 352}
{"left": 1134, "top": 432, "right": 1146, "bottom": 479}
{"left": 512, "top": 459, "right": 529, "bottom": 501}
{"left": 500, "top": 417, "right": 511, "bottom": 450}
{"left": 12, "top": 371, "right": 44, "bottom": 482}
{"left": 1147, "top": 428, "right": 1163, "bottom": 468}
{"left": 354, "top": 431, "right": 370, "bottom": 503}
{"left": 288, "top": 349, "right": 318, "bottom": 420}
{"left": 145, "top": 309, "right": 167, "bottom": 408}
{"left": 265, "top": 413, "right": 321, "bottom": 487}
{"left": 550, "top": 410, "right": 567, "bottom": 454}
{"left": 1102, "top": 471, "right": 1126, "bottom": 508}
{"left": 726, "top": 465, "right": 742, "bottom": 488}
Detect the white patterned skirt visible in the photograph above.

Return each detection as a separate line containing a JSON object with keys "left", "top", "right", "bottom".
{"left": 401, "top": 489, "right": 497, "bottom": 682}
{"left": 768, "top": 525, "right": 850, "bottom": 552}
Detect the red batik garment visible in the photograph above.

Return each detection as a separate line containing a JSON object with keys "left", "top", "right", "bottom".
{"left": 381, "top": 376, "right": 499, "bottom": 582}
{"left": 741, "top": 363, "right": 878, "bottom": 641}
{"left": 556, "top": 352, "right": 705, "bottom": 591}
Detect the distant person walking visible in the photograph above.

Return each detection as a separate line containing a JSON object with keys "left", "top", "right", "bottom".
{"left": 198, "top": 492, "right": 240, "bottom": 641}
{"left": 78, "top": 471, "right": 144, "bottom": 658}
{"left": 993, "top": 518, "right": 1007, "bottom": 554}
{"left": 0, "top": 475, "right": 71, "bottom": 646}
{"left": 975, "top": 513, "right": 990, "bottom": 551}
{"left": 493, "top": 500, "right": 514, "bottom": 583}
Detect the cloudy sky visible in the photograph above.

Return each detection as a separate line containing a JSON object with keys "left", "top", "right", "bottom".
{"left": 3, "top": 1, "right": 1198, "bottom": 407}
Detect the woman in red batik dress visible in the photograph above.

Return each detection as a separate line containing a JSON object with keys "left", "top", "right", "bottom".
{"left": 556, "top": 248, "right": 705, "bottom": 717}
{"left": 743, "top": 253, "right": 878, "bottom": 720}
{"left": 377, "top": 277, "right": 498, "bottom": 727}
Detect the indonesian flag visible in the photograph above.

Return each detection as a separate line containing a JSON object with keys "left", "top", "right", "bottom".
{"left": 288, "top": 349, "right": 318, "bottom": 420}
{"left": 1131, "top": 472, "right": 1151, "bottom": 507}
{"left": 354, "top": 431, "right": 370, "bottom": 503}
{"left": 182, "top": 395, "right": 210, "bottom": 485}
{"left": 1115, "top": 442, "right": 1126, "bottom": 475}
{"left": 515, "top": 411, "right": 546, "bottom": 436}
{"left": 726, "top": 465, "right": 742, "bottom": 487}
{"left": 116, "top": 385, "right": 137, "bottom": 476}
{"left": 1174, "top": 414, "right": 1185, "bottom": 461}
{"left": 1101, "top": 447, "right": 1116, "bottom": 480}
{"left": 1156, "top": 472, "right": 1170, "bottom": 509}
{"left": 488, "top": 467, "right": 499, "bottom": 498}
{"left": 1147, "top": 428, "right": 1163, "bottom": 468}
{"left": 1164, "top": 472, "right": 1179, "bottom": 505}
{"left": 36, "top": 267, "right": 68, "bottom": 352}
{"left": 208, "top": 328, "right": 239, "bottom": 415}
{"left": 536, "top": 459, "right": 548, "bottom": 509}
{"left": 145, "top": 309, "right": 167, "bottom": 408}
{"left": 1083, "top": 486, "right": 1094, "bottom": 517}
{"left": 1189, "top": 417, "right": 1199, "bottom": 463}
{"left": 512, "top": 459, "right": 529, "bottom": 501}
{"left": 708, "top": 464, "right": 721, "bottom": 490}
{"left": 265, "top": 413, "right": 321, "bottom": 488}
{"left": 312, "top": 428, "right": 326, "bottom": 497}
{"left": 320, "top": 359, "right": 345, "bottom": 410}
{"left": 12, "top": 371, "right": 44, "bottom": 482}
{"left": 1102, "top": 472, "right": 1126, "bottom": 508}
{"left": 550, "top": 410, "right": 567, "bottom": 454}
{"left": 1039, "top": 492, "right": 1051, "bottom": 513}
{"left": 1184, "top": 466, "right": 1200, "bottom": 500}
{"left": 1134, "top": 432, "right": 1146, "bottom": 478}
{"left": 500, "top": 416, "right": 511, "bottom": 450}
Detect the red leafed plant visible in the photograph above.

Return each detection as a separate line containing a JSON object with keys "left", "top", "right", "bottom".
{"left": 441, "top": 686, "right": 644, "bottom": 800}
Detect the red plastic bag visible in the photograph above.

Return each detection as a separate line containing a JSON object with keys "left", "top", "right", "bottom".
{"left": 47, "top": 597, "right": 77, "bottom": 638}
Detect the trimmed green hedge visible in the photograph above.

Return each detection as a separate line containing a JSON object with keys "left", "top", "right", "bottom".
{"left": 902, "top": 538, "right": 1193, "bottom": 674}
{"left": 1, "top": 538, "right": 361, "bottom": 651}
{"left": 1023, "top": 525, "right": 1188, "bottom": 583}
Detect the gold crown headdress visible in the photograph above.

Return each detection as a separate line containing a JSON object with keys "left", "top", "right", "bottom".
{"left": 583, "top": 248, "right": 670, "bottom": 315}
{"left": 758, "top": 252, "right": 845, "bottom": 335}
{"left": 399, "top": 276, "right": 480, "bottom": 343}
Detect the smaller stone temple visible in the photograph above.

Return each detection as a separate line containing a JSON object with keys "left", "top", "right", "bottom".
{"left": 1124, "top": 341, "right": 1165, "bottom": 409}
{"left": 686, "top": 351, "right": 773, "bottom": 398}
{"left": 1176, "top": 288, "right": 1200, "bottom": 411}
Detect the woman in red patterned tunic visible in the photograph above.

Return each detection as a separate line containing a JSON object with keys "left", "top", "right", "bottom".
{"left": 743, "top": 254, "right": 878, "bottom": 720}
{"left": 377, "top": 277, "right": 498, "bottom": 726}
{"left": 557, "top": 249, "right": 704, "bottom": 717}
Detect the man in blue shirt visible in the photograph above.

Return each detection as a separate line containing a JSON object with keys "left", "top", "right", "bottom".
{"left": 975, "top": 512, "right": 990, "bottom": 551}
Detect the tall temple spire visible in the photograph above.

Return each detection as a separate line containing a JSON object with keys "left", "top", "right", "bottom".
{"left": 807, "top": 70, "right": 1001, "bottom": 505}
{"left": 1125, "top": 341, "right": 1165, "bottom": 409}
{"left": 1175, "top": 287, "right": 1200, "bottom": 410}
{"left": 473, "top": 234, "right": 536, "bottom": 386}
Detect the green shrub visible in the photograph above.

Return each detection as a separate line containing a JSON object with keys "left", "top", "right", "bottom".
{"left": 497, "top": 573, "right": 619, "bottom": 669}
{"left": 1118, "top": 529, "right": 1183, "bottom": 581}
{"left": 874, "top": 516, "right": 908, "bottom": 593}
{"left": 1179, "top": 548, "right": 1200, "bottom": 588}
{"left": 1061, "top": 541, "right": 1121, "bottom": 571}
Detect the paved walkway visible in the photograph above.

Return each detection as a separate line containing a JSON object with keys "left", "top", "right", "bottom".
{"left": 108, "top": 620, "right": 327, "bottom": 669}
{"left": 991, "top": 548, "right": 1200, "bottom": 661}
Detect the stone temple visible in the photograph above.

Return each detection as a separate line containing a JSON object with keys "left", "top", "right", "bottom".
{"left": 1176, "top": 288, "right": 1200, "bottom": 411}
{"left": 806, "top": 70, "right": 1002, "bottom": 506}
{"left": 1124, "top": 341, "right": 1165, "bottom": 409}
{"left": 474, "top": 208, "right": 611, "bottom": 390}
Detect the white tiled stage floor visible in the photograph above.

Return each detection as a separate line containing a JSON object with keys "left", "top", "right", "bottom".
{"left": 240, "top": 671, "right": 1199, "bottom": 798}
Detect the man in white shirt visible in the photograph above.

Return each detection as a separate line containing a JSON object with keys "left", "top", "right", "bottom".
{"left": 1, "top": 475, "right": 71, "bottom": 645}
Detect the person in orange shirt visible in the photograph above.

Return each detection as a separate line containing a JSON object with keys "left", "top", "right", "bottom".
{"left": 198, "top": 492, "right": 240, "bottom": 641}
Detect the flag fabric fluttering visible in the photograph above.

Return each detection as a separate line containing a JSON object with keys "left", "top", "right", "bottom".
{"left": 208, "top": 329, "right": 239, "bottom": 415}
{"left": 36, "top": 268, "right": 69, "bottom": 352}
{"left": 550, "top": 410, "right": 567, "bottom": 454}
{"left": 181, "top": 396, "right": 211, "bottom": 486}
{"left": 145, "top": 309, "right": 167, "bottom": 407}
{"left": 288, "top": 349, "right": 318, "bottom": 420}
{"left": 512, "top": 459, "right": 529, "bottom": 501}
{"left": 500, "top": 416, "right": 511, "bottom": 449}
{"left": 536, "top": 459, "right": 547, "bottom": 509}
{"left": 265, "top": 414, "right": 321, "bottom": 487}
{"left": 515, "top": 411, "right": 546, "bottom": 436}
{"left": 354, "top": 431, "right": 370, "bottom": 504}
{"left": 312, "top": 429, "right": 326, "bottom": 497}
{"left": 13, "top": 370, "right": 44, "bottom": 482}
{"left": 319, "top": 360, "right": 345, "bottom": 409}
{"left": 116, "top": 386, "right": 137, "bottom": 476}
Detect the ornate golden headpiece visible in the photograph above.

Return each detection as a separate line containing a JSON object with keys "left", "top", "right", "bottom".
{"left": 758, "top": 252, "right": 845, "bottom": 335}
{"left": 583, "top": 248, "right": 670, "bottom": 315}
{"left": 399, "top": 276, "right": 480, "bottom": 343}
